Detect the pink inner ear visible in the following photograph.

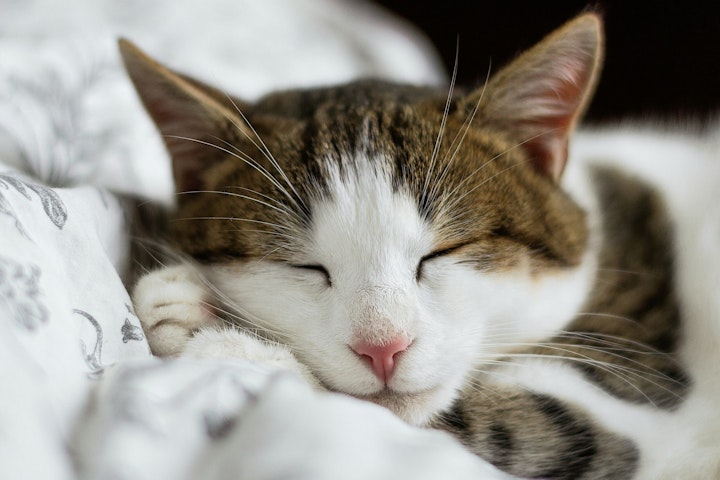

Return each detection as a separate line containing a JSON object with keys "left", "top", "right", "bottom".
{"left": 142, "top": 91, "right": 220, "bottom": 193}
{"left": 524, "top": 135, "right": 568, "bottom": 180}
{"left": 520, "top": 57, "right": 594, "bottom": 180}
{"left": 553, "top": 57, "right": 591, "bottom": 107}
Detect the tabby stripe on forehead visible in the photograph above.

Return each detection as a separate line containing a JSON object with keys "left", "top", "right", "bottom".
{"left": 296, "top": 90, "right": 321, "bottom": 119}
{"left": 389, "top": 105, "right": 413, "bottom": 191}
{"left": 299, "top": 115, "right": 321, "bottom": 172}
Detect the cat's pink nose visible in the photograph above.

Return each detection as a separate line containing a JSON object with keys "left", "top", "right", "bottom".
{"left": 351, "top": 336, "right": 412, "bottom": 384}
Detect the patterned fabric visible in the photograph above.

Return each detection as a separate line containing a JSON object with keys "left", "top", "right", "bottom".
{"left": 0, "top": 175, "right": 147, "bottom": 480}
{"left": 0, "top": 1, "right": 511, "bottom": 479}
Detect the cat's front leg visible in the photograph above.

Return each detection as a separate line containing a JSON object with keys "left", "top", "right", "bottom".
{"left": 132, "top": 264, "right": 322, "bottom": 389}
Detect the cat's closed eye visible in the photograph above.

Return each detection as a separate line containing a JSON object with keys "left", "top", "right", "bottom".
{"left": 415, "top": 245, "right": 466, "bottom": 282}
{"left": 291, "top": 264, "right": 332, "bottom": 287}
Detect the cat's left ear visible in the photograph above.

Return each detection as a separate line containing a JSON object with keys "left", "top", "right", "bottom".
{"left": 466, "top": 13, "right": 603, "bottom": 180}
{"left": 118, "top": 39, "right": 252, "bottom": 193}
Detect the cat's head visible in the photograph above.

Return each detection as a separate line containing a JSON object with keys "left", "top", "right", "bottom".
{"left": 121, "top": 13, "right": 603, "bottom": 425}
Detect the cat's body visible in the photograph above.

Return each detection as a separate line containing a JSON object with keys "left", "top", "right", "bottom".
{"left": 124, "top": 14, "right": 720, "bottom": 480}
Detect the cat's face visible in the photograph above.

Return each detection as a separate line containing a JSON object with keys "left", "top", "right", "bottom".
{"left": 122, "top": 13, "right": 603, "bottom": 424}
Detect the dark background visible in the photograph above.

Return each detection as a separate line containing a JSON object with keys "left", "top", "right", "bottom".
{"left": 376, "top": 1, "right": 720, "bottom": 124}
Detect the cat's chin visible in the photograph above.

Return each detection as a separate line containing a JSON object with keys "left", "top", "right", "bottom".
{"left": 354, "top": 386, "right": 452, "bottom": 426}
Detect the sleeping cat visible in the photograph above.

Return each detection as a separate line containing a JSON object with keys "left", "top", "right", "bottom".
{"left": 123, "top": 13, "right": 720, "bottom": 480}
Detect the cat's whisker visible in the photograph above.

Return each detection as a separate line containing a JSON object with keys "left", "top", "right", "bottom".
{"left": 470, "top": 322, "right": 658, "bottom": 354}
{"left": 510, "top": 353, "right": 680, "bottom": 406}
{"left": 193, "top": 135, "right": 304, "bottom": 224}
{"left": 211, "top": 135, "right": 289, "bottom": 197}
{"left": 466, "top": 361, "right": 628, "bottom": 406}
{"left": 462, "top": 369, "right": 535, "bottom": 402}
{"left": 130, "top": 238, "right": 170, "bottom": 275}
{"left": 170, "top": 215, "right": 293, "bottom": 232}
{"left": 458, "top": 374, "right": 514, "bottom": 403}
{"left": 574, "top": 311, "right": 647, "bottom": 329}
{"left": 198, "top": 301, "right": 239, "bottom": 329}
{"left": 477, "top": 343, "right": 685, "bottom": 399}
{"left": 225, "top": 185, "right": 302, "bottom": 220}
{"left": 168, "top": 134, "right": 303, "bottom": 214}
{"left": 459, "top": 320, "right": 685, "bottom": 400}
{"left": 421, "top": 42, "right": 459, "bottom": 213}
{"left": 459, "top": 319, "right": 684, "bottom": 377}
{"left": 438, "top": 157, "right": 527, "bottom": 221}
{"left": 438, "top": 137, "right": 552, "bottom": 227}
{"left": 195, "top": 268, "right": 287, "bottom": 337}
{"left": 474, "top": 356, "right": 659, "bottom": 406}
{"left": 201, "top": 302, "right": 282, "bottom": 341}
{"left": 595, "top": 267, "right": 658, "bottom": 277}
{"left": 129, "top": 235, "right": 205, "bottom": 280}
{"left": 445, "top": 125, "right": 562, "bottom": 201}
{"left": 532, "top": 343, "right": 682, "bottom": 382}
{"left": 220, "top": 229, "right": 303, "bottom": 247}
{"left": 436, "top": 376, "right": 505, "bottom": 405}
{"left": 554, "top": 331, "right": 669, "bottom": 355}
{"left": 427, "top": 62, "right": 493, "bottom": 209}
{"left": 209, "top": 134, "right": 306, "bottom": 216}
{"left": 471, "top": 331, "right": 680, "bottom": 367}
{"left": 177, "top": 190, "right": 299, "bottom": 221}
{"left": 174, "top": 218, "right": 306, "bottom": 249}
{"left": 200, "top": 282, "right": 292, "bottom": 342}
{"left": 438, "top": 128, "right": 561, "bottom": 218}
{"left": 222, "top": 97, "right": 309, "bottom": 216}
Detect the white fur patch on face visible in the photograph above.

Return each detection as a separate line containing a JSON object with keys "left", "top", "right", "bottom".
{"left": 205, "top": 150, "right": 596, "bottom": 425}
{"left": 309, "top": 158, "right": 433, "bottom": 342}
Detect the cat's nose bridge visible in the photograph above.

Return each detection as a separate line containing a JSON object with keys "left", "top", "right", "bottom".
{"left": 350, "top": 285, "right": 414, "bottom": 339}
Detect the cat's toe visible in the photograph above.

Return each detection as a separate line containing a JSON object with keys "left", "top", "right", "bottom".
{"left": 132, "top": 264, "right": 222, "bottom": 357}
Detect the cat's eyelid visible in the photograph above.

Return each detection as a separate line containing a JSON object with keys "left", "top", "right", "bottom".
{"left": 420, "top": 241, "right": 473, "bottom": 263}
{"left": 416, "top": 241, "right": 473, "bottom": 282}
{"left": 289, "top": 263, "right": 332, "bottom": 286}
{"left": 290, "top": 263, "right": 328, "bottom": 273}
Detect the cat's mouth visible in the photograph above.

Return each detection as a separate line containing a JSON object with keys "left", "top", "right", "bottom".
{"left": 353, "top": 386, "right": 442, "bottom": 426}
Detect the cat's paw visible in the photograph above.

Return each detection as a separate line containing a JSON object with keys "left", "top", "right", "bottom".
{"left": 184, "top": 327, "right": 324, "bottom": 390}
{"left": 132, "top": 264, "right": 223, "bottom": 357}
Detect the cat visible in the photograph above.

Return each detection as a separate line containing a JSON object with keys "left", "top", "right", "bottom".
{"left": 123, "top": 12, "right": 720, "bottom": 480}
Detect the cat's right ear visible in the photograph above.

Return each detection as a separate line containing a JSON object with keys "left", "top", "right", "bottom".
{"left": 461, "top": 13, "right": 603, "bottom": 181}
{"left": 119, "top": 39, "right": 250, "bottom": 192}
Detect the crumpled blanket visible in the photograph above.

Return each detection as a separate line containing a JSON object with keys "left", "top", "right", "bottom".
{"left": 0, "top": 0, "right": 512, "bottom": 479}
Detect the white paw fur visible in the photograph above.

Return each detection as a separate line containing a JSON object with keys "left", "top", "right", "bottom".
{"left": 184, "top": 327, "right": 323, "bottom": 389}
{"left": 132, "top": 264, "right": 223, "bottom": 357}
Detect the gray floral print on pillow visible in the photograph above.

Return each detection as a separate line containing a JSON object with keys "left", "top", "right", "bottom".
{"left": 0, "top": 174, "right": 67, "bottom": 238}
{"left": 0, "top": 256, "right": 49, "bottom": 330}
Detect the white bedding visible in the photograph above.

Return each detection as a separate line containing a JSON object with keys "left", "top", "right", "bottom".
{"left": 0, "top": 1, "right": 513, "bottom": 479}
